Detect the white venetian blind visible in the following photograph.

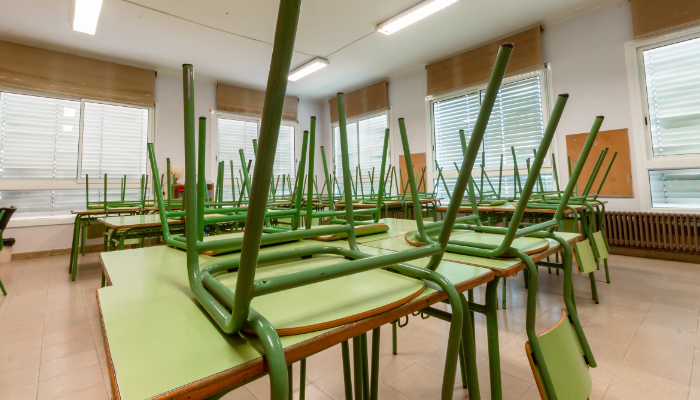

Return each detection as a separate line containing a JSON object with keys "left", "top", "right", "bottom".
{"left": 433, "top": 76, "right": 545, "bottom": 170}
{"left": 434, "top": 174, "right": 553, "bottom": 200}
{"left": 81, "top": 102, "right": 149, "bottom": 179}
{"left": 333, "top": 123, "right": 359, "bottom": 180}
{"left": 643, "top": 36, "right": 700, "bottom": 157}
{"left": 649, "top": 169, "right": 700, "bottom": 208}
{"left": 482, "top": 76, "right": 545, "bottom": 167}
{"left": 433, "top": 92, "right": 480, "bottom": 171}
{"left": 0, "top": 92, "right": 80, "bottom": 179}
{"left": 358, "top": 115, "right": 388, "bottom": 193}
{"left": 274, "top": 125, "right": 296, "bottom": 180}
{"left": 217, "top": 117, "right": 258, "bottom": 184}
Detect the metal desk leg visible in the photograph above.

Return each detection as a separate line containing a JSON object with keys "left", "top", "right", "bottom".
{"left": 69, "top": 215, "right": 80, "bottom": 274}
{"left": 485, "top": 277, "right": 502, "bottom": 400}
{"left": 459, "top": 292, "right": 481, "bottom": 399}
{"left": 341, "top": 341, "right": 353, "bottom": 400}
{"left": 70, "top": 216, "right": 83, "bottom": 281}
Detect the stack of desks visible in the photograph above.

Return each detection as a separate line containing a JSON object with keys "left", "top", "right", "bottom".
{"left": 98, "top": 218, "right": 580, "bottom": 400}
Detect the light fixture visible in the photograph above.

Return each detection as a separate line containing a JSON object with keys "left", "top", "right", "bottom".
{"left": 288, "top": 58, "right": 329, "bottom": 82}
{"left": 376, "top": 0, "right": 459, "bottom": 35}
{"left": 73, "top": 0, "right": 104, "bottom": 35}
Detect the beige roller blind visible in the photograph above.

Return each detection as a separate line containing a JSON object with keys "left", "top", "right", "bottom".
{"left": 631, "top": 0, "right": 700, "bottom": 37}
{"left": 426, "top": 27, "right": 542, "bottom": 96}
{"left": 329, "top": 80, "right": 388, "bottom": 124}
{"left": 217, "top": 83, "right": 299, "bottom": 121}
{"left": 0, "top": 40, "right": 155, "bottom": 106}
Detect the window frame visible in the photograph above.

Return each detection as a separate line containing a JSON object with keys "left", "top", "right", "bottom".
{"left": 625, "top": 23, "right": 700, "bottom": 212}
{"left": 425, "top": 67, "right": 557, "bottom": 192}
{"left": 329, "top": 109, "right": 393, "bottom": 187}
{"left": 0, "top": 86, "right": 156, "bottom": 226}
{"left": 210, "top": 110, "right": 300, "bottom": 197}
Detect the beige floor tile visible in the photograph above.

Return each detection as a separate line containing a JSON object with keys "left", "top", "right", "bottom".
{"left": 245, "top": 371, "right": 309, "bottom": 399}
{"left": 312, "top": 368, "right": 350, "bottom": 400}
{"left": 692, "top": 363, "right": 700, "bottom": 388}
{"left": 292, "top": 383, "right": 333, "bottom": 400}
{"left": 41, "top": 333, "right": 96, "bottom": 363}
{"left": 221, "top": 386, "right": 258, "bottom": 400}
{"left": 629, "top": 335, "right": 695, "bottom": 364}
{"left": 385, "top": 364, "right": 444, "bottom": 400}
{"left": 0, "top": 383, "right": 38, "bottom": 400}
{"left": 636, "top": 319, "right": 697, "bottom": 347}
{"left": 0, "top": 349, "right": 41, "bottom": 376}
{"left": 603, "top": 384, "right": 655, "bottom": 399}
{"left": 621, "top": 346, "right": 692, "bottom": 384}
{"left": 37, "top": 364, "right": 103, "bottom": 400}
{"left": 39, "top": 349, "right": 99, "bottom": 381}
{"left": 610, "top": 365, "right": 689, "bottom": 400}
{"left": 690, "top": 386, "right": 700, "bottom": 400}
{"left": 301, "top": 345, "right": 345, "bottom": 383}
{"left": 0, "top": 335, "right": 43, "bottom": 359}
{"left": 0, "top": 363, "right": 40, "bottom": 393}
{"left": 590, "top": 377, "right": 610, "bottom": 400}
{"left": 54, "top": 383, "right": 109, "bottom": 400}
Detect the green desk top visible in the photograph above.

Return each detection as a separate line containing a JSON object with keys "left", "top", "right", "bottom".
{"left": 97, "top": 214, "right": 182, "bottom": 229}
{"left": 98, "top": 227, "right": 493, "bottom": 399}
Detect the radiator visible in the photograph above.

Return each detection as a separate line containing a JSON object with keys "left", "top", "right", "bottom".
{"left": 604, "top": 211, "right": 700, "bottom": 254}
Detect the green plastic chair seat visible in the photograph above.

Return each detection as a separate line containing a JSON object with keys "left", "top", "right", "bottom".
{"left": 526, "top": 308, "right": 591, "bottom": 400}
{"left": 311, "top": 223, "right": 389, "bottom": 241}
{"left": 404, "top": 230, "right": 550, "bottom": 257}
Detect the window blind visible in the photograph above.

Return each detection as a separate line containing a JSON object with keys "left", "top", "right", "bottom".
{"left": 81, "top": 102, "right": 149, "bottom": 179}
{"left": 333, "top": 114, "right": 387, "bottom": 187}
{"left": 482, "top": 77, "right": 545, "bottom": 167}
{"left": 274, "top": 125, "right": 296, "bottom": 180}
{"left": 643, "top": 36, "right": 700, "bottom": 157}
{"left": 217, "top": 117, "right": 258, "bottom": 186}
{"left": 0, "top": 188, "right": 143, "bottom": 218}
{"left": 0, "top": 92, "right": 80, "bottom": 179}
{"left": 433, "top": 76, "right": 545, "bottom": 170}
{"left": 649, "top": 169, "right": 700, "bottom": 208}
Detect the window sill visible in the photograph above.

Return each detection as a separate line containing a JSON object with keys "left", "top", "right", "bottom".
{"left": 7, "top": 215, "right": 75, "bottom": 229}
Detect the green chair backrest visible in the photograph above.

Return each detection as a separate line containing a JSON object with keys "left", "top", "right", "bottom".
{"left": 573, "top": 239, "right": 597, "bottom": 274}
{"left": 591, "top": 231, "right": 609, "bottom": 259}
{"left": 526, "top": 309, "right": 592, "bottom": 400}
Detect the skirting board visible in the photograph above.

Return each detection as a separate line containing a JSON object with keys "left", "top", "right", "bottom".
{"left": 11, "top": 244, "right": 105, "bottom": 260}
{"left": 610, "top": 246, "right": 700, "bottom": 264}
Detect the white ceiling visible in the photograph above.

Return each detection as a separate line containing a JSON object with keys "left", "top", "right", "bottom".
{"left": 0, "top": 0, "right": 613, "bottom": 100}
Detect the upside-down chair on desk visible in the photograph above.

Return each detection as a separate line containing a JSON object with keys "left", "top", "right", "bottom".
{"left": 150, "top": 3, "right": 520, "bottom": 397}
{"left": 400, "top": 90, "right": 603, "bottom": 398}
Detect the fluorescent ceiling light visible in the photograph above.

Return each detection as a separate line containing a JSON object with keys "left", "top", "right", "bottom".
{"left": 73, "top": 0, "right": 104, "bottom": 35}
{"left": 376, "top": 0, "right": 459, "bottom": 35}
{"left": 288, "top": 58, "right": 329, "bottom": 82}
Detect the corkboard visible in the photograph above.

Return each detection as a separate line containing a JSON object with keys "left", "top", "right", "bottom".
{"left": 565, "top": 129, "right": 633, "bottom": 198}
{"left": 399, "top": 153, "right": 426, "bottom": 193}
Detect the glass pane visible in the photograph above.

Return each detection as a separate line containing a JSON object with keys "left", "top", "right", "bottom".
{"left": 217, "top": 117, "right": 258, "bottom": 184}
{"left": 358, "top": 115, "right": 388, "bottom": 193}
{"left": 481, "top": 76, "right": 545, "bottom": 167}
{"left": 0, "top": 92, "right": 80, "bottom": 179}
{"left": 82, "top": 102, "right": 149, "bottom": 179}
{"left": 643, "top": 36, "right": 700, "bottom": 157}
{"left": 649, "top": 169, "right": 700, "bottom": 208}
{"left": 433, "top": 92, "right": 480, "bottom": 171}
{"left": 273, "top": 125, "right": 296, "bottom": 196}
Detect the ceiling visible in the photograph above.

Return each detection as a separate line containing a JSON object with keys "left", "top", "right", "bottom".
{"left": 0, "top": 0, "right": 613, "bottom": 100}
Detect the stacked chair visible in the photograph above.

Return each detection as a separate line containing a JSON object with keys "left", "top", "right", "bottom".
{"left": 146, "top": 0, "right": 529, "bottom": 396}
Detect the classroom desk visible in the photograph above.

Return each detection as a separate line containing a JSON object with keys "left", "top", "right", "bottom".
{"left": 98, "top": 238, "right": 494, "bottom": 400}
{"left": 357, "top": 220, "right": 582, "bottom": 399}
{"left": 69, "top": 207, "right": 143, "bottom": 281}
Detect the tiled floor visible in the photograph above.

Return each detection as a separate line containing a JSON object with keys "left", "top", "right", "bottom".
{"left": 0, "top": 252, "right": 698, "bottom": 400}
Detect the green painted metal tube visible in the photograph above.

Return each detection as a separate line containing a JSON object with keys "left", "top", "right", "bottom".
{"left": 306, "top": 118, "right": 316, "bottom": 228}
{"left": 370, "top": 327, "right": 380, "bottom": 400}
{"left": 335, "top": 94, "right": 358, "bottom": 250}
{"left": 341, "top": 341, "right": 353, "bottom": 400}
{"left": 292, "top": 130, "right": 309, "bottom": 230}
{"left": 581, "top": 148, "right": 608, "bottom": 197}
{"left": 594, "top": 152, "right": 617, "bottom": 196}
{"left": 374, "top": 129, "right": 390, "bottom": 223}
{"left": 352, "top": 336, "right": 363, "bottom": 400}
{"left": 197, "top": 117, "right": 207, "bottom": 240}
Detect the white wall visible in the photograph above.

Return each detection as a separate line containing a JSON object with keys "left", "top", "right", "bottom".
{"left": 7, "top": 75, "right": 326, "bottom": 254}
{"left": 543, "top": 0, "right": 638, "bottom": 210}
{"left": 377, "top": 0, "right": 640, "bottom": 211}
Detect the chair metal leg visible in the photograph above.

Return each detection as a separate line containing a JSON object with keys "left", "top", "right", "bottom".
{"left": 69, "top": 216, "right": 80, "bottom": 274}
{"left": 485, "top": 278, "right": 502, "bottom": 400}
{"left": 370, "top": 327, "right": 380, "bottom": 400}
{"left": 352, "top": 336, "right": 363, "bottom": 400}
{"left": 0, "top": 278, "right": 6, "bottom": 295}
{"left": 287, "top": 365, "right": 293, "bottom": 400}
{"left": 603, "top": 258, "right": 610, "bottom": 283}
{"left": 341, "top": 341, "right": 353, "bottom": 400}
{"left": 391, "top": 321, "right": 397, "bottom": 355}
{"left": 81, "top": 223, "right": 86, "bottom": 256}
{"left": 299, "top": 359, "right": 306, "bottom": 400}
{"left": 360, "top": 334, "right": 369, "bottom": 400}
{"left": 589, "top": 272, "right": 599, "bottom": 304}
{"left": 501, "top": 277, "right": 507, "bottom": 309}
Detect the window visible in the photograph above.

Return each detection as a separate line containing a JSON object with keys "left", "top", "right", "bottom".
{"left": 216, "top": 115, "right": 297, "bottom": 199}
{"left": 0, "top": 92, "right": 80, "bottom": 179}
{"left": 332, "top": 113, "right": 389, "bottom": 194}
{"left": 81, "top": 102, "right": 149, "bottom": 179}
{"left": 432, "top": 76, "right": 545, "bottom": 171}
{"left": 649, "top": 169, "right": 700, "bottom": 209}
{"left": 627, "top": 26, "right": 700, "bottom": 211}
{"left": 0, "top": 90, "right": 153, "bottom": 221}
